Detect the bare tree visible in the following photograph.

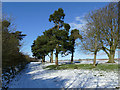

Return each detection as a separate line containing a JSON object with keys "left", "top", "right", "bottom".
{"left": 81, "top": 9, "right": 102, "bottom": 66}
{"left": 96, "top": 3, "right": 118, "bottom": 63}
{"left": 81, "top": 2, "right": 118, "bottom": 64}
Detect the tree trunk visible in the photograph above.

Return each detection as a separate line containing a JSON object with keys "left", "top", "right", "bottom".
{"left": 108, "top": 50, "right": 115, "bottom": 63}
{"left": 50, "top": 51, "right": 53, "bottom": 63}
{"left": 43, "top": 55, "right": 45, "bottom": 62}
{"left": 42, "top": 55, "right": 45, "bottom": 63}
{"left": 71, "top": 39, "right": 75, "bottom": 63}
{"left": 55, "top": 50, "right": 58, "bottom": 65}
{"left": 42, "top": 56, "right": 44, "bottom": 63}
{"left": 93, "top": 52, "right": 97, "bottom": 67}
{"left": 71, "top": 51, "right": 74, "bottom": 63}
{"left": 55, "top": 23, "right": 59, "bottom": 65}
{"left": 50, "top": 58, "right": 51, "bottom": 63}
{"left": 93, "top": 35, "right": 97, "bottom": 66}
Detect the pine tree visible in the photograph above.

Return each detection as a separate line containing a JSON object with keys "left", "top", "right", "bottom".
{"left": 31, "top": 35, "right": 49, "bottom": 63}
{"left": 49, "top": 8, "right": 67, "bottom": 65}
{"left": 70, "top": 29, "right": 82, "bottom": 63}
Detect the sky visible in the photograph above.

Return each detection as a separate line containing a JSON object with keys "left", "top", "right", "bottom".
{"left": 2, "top": 2, "right": 118, "bottom": 61}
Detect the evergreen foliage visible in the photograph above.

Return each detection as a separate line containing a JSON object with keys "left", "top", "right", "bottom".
{"left": 2, "top": 20, "right": 28, "bottom": 68}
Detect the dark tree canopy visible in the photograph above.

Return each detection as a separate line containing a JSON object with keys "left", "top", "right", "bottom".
{"left": 2, "top": 20, "right": 27, "bottom": 68}
{"left": 49, "top": 8, "right": 65, "bottom": 28}
{"left": 11, "top": 31, "right": 26, "bottom": 41}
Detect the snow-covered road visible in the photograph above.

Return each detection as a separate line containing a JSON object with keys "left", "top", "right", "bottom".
{"left": 8, "top": 62, "right": 118, "bottom": 88}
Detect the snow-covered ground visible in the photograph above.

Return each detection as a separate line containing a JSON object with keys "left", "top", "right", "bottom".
{"left": 8, "top": 62, "right": 118, "bottom": 88}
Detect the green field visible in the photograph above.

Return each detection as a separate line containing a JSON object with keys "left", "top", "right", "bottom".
{"left": 45, "top": 63, "right": 119, "bottom": 71}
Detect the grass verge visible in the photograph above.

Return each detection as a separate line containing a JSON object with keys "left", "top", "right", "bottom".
{"left": 45, "top": 64, "right": 118, "bottom": 71}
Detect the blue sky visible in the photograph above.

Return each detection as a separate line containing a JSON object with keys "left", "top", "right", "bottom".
{"left": 2, "top": 2, "right": 118, "bottom": 61}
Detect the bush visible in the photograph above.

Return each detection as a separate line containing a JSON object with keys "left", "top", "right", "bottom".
{"left": 2, "top": 20, "right": 29, "bottom": 89}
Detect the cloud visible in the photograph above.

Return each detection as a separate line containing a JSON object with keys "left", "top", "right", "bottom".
{"left": 69, "top": 23, "right": 84, "bottom": 30}
{"left": 69, "top": 16, "right": 87, "bottom": 30}
{"left": 75, "top": 16, "right": 87, "bottom": 24}
{"left": 75, "top": 16, "right": 81, "bottom": 21}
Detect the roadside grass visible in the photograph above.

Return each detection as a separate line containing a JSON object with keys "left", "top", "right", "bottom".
{"left": 45, "top": 63, "right": 118, "bottom": 71}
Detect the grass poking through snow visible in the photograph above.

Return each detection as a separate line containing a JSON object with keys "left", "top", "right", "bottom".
{"left": 45, "top": 63, "right": 118, "bottom": 71}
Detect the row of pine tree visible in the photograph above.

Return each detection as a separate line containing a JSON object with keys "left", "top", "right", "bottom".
{"left": 31, "top": 8, "right": 82, "bottom": 65}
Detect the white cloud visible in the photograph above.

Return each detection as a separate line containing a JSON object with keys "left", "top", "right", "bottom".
{"left": 75, "top": 16, "right": 87, "bottom": 24}
{"left": 69, "top": 23, "right": 84, "bottom": 30}
{"left": 69, "top": 16, "right": 87, "bottom": 30}
{"left": 75, "top": 16, "right": 81, "bottom": 21}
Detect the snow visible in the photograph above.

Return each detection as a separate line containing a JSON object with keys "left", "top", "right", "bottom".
{"left": 8, "top": 62, "right": 118, "bottom": 88}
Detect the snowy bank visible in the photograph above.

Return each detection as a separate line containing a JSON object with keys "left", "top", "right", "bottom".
{"left": 8, "top": 62, "right": 118, "bottom": 88}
